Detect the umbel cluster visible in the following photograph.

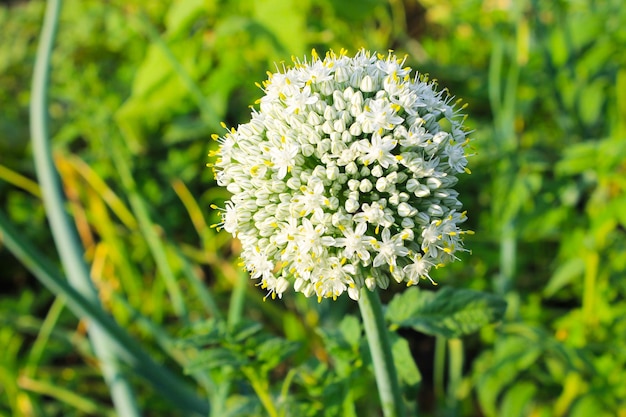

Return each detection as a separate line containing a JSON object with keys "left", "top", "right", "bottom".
{"left": 211, "top": 49, "right": 473, "bottom": 301}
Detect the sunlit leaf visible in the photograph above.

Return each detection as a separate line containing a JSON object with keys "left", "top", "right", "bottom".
{"left": 544, "top": 258, "right": 585, "bottom": 297}
{"left": 386, "top": 287, "right": 507, "bottom": 338}
{"left": 256, "top": 338, "right": 300, "bottom": 372}
{"left": 184, "top": 348, "right": 248, "bottom": 373}
{"left": 389, "top": 333, "right": 421, "bottom": 389}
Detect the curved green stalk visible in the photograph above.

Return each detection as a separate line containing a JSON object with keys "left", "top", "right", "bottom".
{"left": 24, "top": 297, "right": 66, "bottom": 378}
{"left": 358, "top": 287, "right": 404, "bottom": 417}
{"left": 433, "top": 335, "right": 446, "bottom": 403}
{"left": 0, "top": 211, "right": 210, "bottom": 416}
{"left": 29, "top": 1, "right": 141, "bottom": 415}
{"left": 108, "top": 139, "right": 188, "bottom": 321}
{"left": 228, "top": 268, "right": 249, "bottom": 329}
{"left": 447, "top": 338, "right": 463, "bottom": 413}
{"left": 241, "top": 367, "right": 279, "bottom": 417}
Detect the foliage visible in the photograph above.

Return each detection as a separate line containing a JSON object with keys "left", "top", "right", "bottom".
{"left": 1, "top": 0, "right": 625, "bottom": 416}
{"left": 387, "top": 287, "right": 507, "bottom": 339}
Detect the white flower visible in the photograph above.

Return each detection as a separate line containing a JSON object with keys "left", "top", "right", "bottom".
{"left": 270, "top": 141, "right": 299, "bottom": 179}
{"left": 297, "top": 218, "right": 335, "bottom": 257}
{"left": 357, "top": 98, "right": 404, "bottom": 134}
{"left": 283, "top": 85, "right": 318, "bottom": 115}
{"left": 357, "top": 132, "right": 398, "bottom": 168}
{"left": 243, "top": 247, "right": 274, "bottom": 281}
{"left": 403, "top": 254, "right": 435, "bottom": 286}
{"left": 444, "top": 142, "right": 469, "bottom": 173}
{"left": 313, "top": 257, "right": 356, "bottom": 301}
{"left": 212, "top": 49, "right": 473, "bottom": 300}
{"left": 371, "top": 228, "right": 409, "bottom": 273}
{"left": 334, "top": 222, "right": 372, "bottom": 262}
{"left": 353, "top": 202, "right": 394, "bottom": 231}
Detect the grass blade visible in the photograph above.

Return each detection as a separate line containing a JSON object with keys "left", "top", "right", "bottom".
{"left": 0, "top": 211, "right": 210, "bottom": 416}
{"left": 29, "top": 0, "right": 141, "bottom": 415}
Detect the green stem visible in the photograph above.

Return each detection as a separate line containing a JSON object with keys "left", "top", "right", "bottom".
{"left": 278, "top": 369, "right": 298, "bottom": 417}
{"left": 0, "top": 211, "right": 210, "bottom": 416}
{"left": 212, "top": 267, "right": 249, "bottom": 417}
{"left": 433, "top": 336, "right": 446, "bottom": 404}
{"left": 242, "top": 367, "right": 279, "bottom": 417}
{"left": 24, "top": 297, "right": 66, "bottom": 378}
{"left": 29, "top": 1, "right": 141, "bottom": 415}
{"left": 228, "top": 268, "right": 249, "bottom": 329}
{"left": 341, "top": 385, "right": 359, "bottom": 417}
{"left": 358, "top": 287, "right": 404, "bottom": 417}
{"left": 19, "top": 376, "right": 117, "bottom": 417}
{"left": 446, "top": 338, "right": 463, "bottom": 412}
{"left": 109, "top": 139, "right": 188, "bottom": 321}
{"left": 582, "top": 251, "right": 599, "bottom": 329}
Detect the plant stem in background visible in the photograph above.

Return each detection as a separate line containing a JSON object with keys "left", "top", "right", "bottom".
{"left": 109, "top": 138, "right": 189, "bottom": 321}
{"left": 433, "top": 336, "right": 446, "bottom": 403}
{"left": 358, "top": 287, "right": 405, "bottom": 417}
{"left": 0, "top": 211, "right": 211, "bottom": 416}
{"left": 29, "top": 0, "right": 141, "bottom": 415}
{"left": 488, "top": 34, "right": 520, "bottom": 297}
{"left": 24, "top": 297, "right": 66, "bottom": 378}
{"left": 228, "top": 268, "right": 249, "bottom": 329}
{"left": 446, "top": 338, "right": 464, "bottom": 413}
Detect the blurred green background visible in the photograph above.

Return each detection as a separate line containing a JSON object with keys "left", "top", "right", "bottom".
{"left": 1, "top": 0, "right": 625, "bottom": 416}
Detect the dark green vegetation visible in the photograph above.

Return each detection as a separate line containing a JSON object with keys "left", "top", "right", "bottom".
{"left": 1, "top": 0, "right": 625, "bottom": 416}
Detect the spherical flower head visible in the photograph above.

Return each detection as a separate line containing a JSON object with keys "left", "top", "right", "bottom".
{"left": 210, "top": 49, "right": 474, "bottom": 301}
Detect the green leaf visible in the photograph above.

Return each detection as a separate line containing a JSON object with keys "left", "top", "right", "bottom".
{"left": 474, "top": 336, "right": 543, "bottom": 417}
{"left": 256, "top": 338, "right": 300, "bottom": 372}
{"left": 499, "top": 381, "right": 536, "bottom": 417}
{"left": 176, "top": 318, "right": 226, "bottom": 348}
{"left": 570, "top": 395, "right": 611, "bottom": 417}
{"left": 389, "top": 333, "right": 421, "bottom": 389}
{"left": 386, "top": 287, "right": 507, "bottom": 338}
{"left": 184, "top": 348, "right": 248, "bottom": 373}
{"left": 544, "top": 258, "right": 585, "bottom": 297}
{"left": 555, "top": 141, "right": 600, "bottom": 177}
{"left": 317, "top": 316, "right": 363, "bottom": 377}
{"left": 164, "top": 0, "right": 206, "bottom": 39}
{"left": 338, "top": 315, "right": 362, "bottom": 348}
{"left": 230, "top": 320, "right": 264, "bottom": 344}
{"left": 577, "top": 77, "right": 606, "bottom": 126}
{"left": 252, "top": 0, "right": 307, "bottom": 55}
{"left": 318, "top": 315, "right": 362, "bottom": 355}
